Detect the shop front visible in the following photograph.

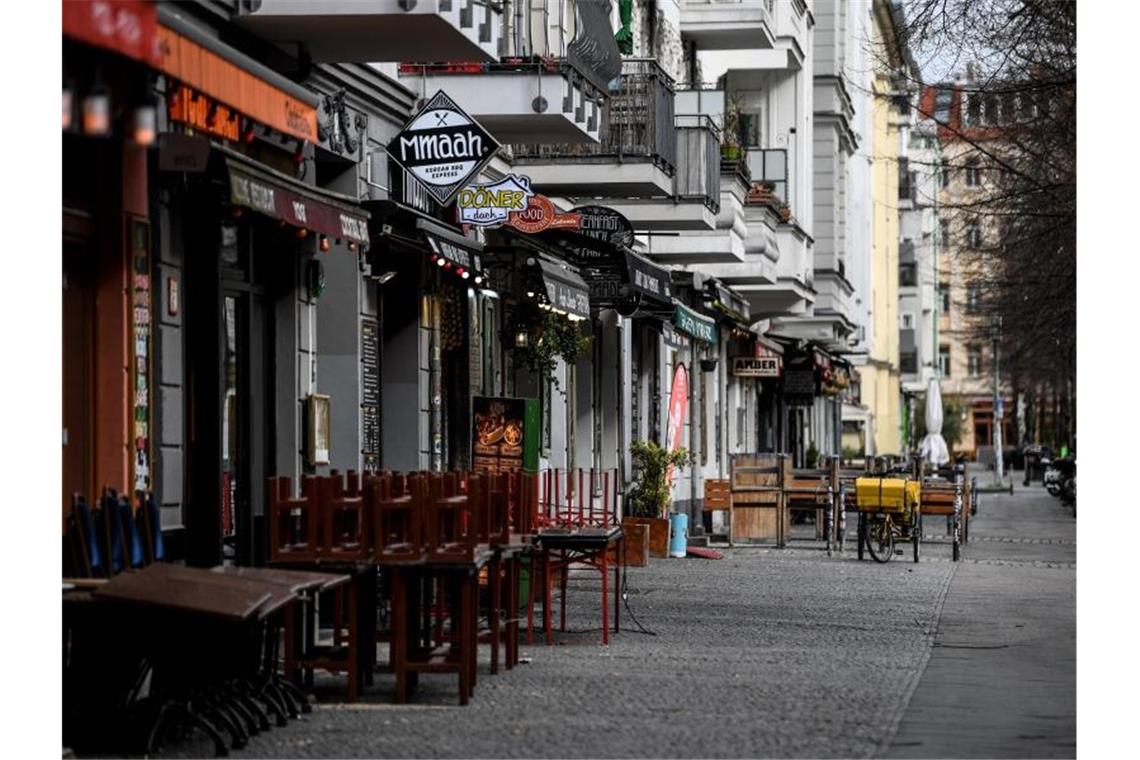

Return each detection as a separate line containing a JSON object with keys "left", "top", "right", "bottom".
{"left": 667, "top": 300, "right": 719, "bottom": 520}
{"left": 62, "top": 0, "right": 164, "bottom": 531}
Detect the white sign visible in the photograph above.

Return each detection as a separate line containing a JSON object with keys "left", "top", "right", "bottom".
{"left": 732, "top": 356, "right": 781, "bottom": 378}
{"left": 386, "top": 90, "right": 499, "bottom": 206}
{"left": 457, "top": 174, "right": 534, "bottom": 227}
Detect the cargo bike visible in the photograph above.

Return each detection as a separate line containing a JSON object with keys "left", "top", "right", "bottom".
{"left": 854, "top": 475, "right": 922, "bottom": 563}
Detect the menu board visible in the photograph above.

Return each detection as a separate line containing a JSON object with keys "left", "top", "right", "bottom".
{"left": 361, "top": 319, "right": 380, "bottom": 469}
{"left": 472, "top": 396, "right": 539, "bottom": 473}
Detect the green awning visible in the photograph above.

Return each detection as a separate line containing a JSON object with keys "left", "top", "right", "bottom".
{"left": 673, "top": 301, "right": 718, "bottom": 343}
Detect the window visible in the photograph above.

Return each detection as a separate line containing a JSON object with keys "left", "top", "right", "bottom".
{"left": 939, "top": 344, "right": 951, "bottom": 377}
{"left": 933, "top": 89, "right": 954, "bottom": 123}
{"left": 966, "top": 93, "right": 981, "bottom": 126}
{"left": 966, "top": 160, "right": 981, "bottom": 187}
{"left": 739, "top": 111, "right": 762, "bottom": 148}
{"left": 967, "top": 223, "right": 982, "bottom": 249}
{"left": 940, "top": 219, "right": 950, "bottom": 249}
{"left": 967, "top": 345, "right": 983, "bottom": 376}
{"left": 940, "top": 161, "right": 951, "bottom": 189}
{"left": 746, "top": 148, "right": 788, "bottom": 201}
{"left": 901, "top": 313, "right": 915, "bottom": 329}
{"left": 900, "top": 352, "right": 918, "bottom": 373}
{"left": 940, "top": 283, "right": 951, "bottom": 315}
{"left": 898, "top": 158, "right": 911, "bottom": 200}
{"left": 899, "top": 262, "right": 917, "bottom": 287}
{"left": 966, "top": 283, "right": 982, "bottom": 312}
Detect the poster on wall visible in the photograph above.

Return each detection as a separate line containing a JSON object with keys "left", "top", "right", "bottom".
{"left": 472, "top": 396, "right": 540, "bottom": 473}
{"left": 665, "top": 363, "right": 688, "bottom": 487}
{"left": 130, "top": 218, "right": 151, "bottom": 495}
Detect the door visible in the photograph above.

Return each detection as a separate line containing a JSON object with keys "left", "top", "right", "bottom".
{"left": 62, "top": 240, "right": 94, "bottom": 525}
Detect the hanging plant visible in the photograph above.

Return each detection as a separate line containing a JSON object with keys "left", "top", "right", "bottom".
{"left": 505, "top": 301, "right": 592, "bottom": 386}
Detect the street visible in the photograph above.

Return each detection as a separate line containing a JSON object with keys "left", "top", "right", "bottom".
{"left": 169, "top": 474, "right": 1073, "bottom": 759}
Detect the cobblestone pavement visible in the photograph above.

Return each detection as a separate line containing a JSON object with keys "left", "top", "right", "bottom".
{"left": 167, "top": 471, "right": 1073, "bottom": 759}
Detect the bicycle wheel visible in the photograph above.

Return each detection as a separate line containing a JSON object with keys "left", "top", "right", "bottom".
{"left": 867, "top": 517, "right": 894, "bottom": 563}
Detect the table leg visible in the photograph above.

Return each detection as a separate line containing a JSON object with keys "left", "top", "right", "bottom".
{"left": 601, "top": 546, "right": 609, "bottom": 646}
{"left": 526, "top": 550, "right": 536, "bottom": 645}
{"left": 543, "top": 548, "right": 553, "bottom": 646}
{"left": 490, "top": 553, "right": 501, "bottom": 676}
{"left": 458, "top": 572, "right": 471, "bottom": 706}
{"left": 614, "top": 540, "right": 621, "bottom": 635}
{"left": 507, "top": 556, "right": 519, "bottom": 669}
{"left": 559, "top": 549, "right": 568, "bottom": 633}
{"left": 391, "top": 569, "right": 407, "bottom": 704}
{"left": 346, "top": 583, "right": 359, "bottom": 703}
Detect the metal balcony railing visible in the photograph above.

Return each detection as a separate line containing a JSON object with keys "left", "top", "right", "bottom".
{"left": 675, "top": 114, "right": 721, "bottom": 212}
{"left": 512, "top": 59, "right": 676, "bottom": 174}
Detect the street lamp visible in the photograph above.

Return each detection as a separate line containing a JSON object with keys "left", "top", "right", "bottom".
{"left": 990, "top": 315, "right": 1004, "bottom": 487}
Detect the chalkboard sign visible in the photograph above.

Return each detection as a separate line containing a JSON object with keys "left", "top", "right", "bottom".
{"left": 472, "top": 396, "right": 539, "bottom": 473}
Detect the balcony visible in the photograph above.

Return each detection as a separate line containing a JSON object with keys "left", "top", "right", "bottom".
{"left": 679, "top": 1, "right": 776, "bottom": 51}
{"left": 398, "top": 59, "right": 604, "bottom": 144}
{"left": 235, "top": 0, "right": 500, "bottom": 63}
{"left": 511, "top": 59, "right": 676, "bottom": 194}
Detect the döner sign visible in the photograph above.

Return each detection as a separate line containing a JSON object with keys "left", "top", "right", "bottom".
{"left": 386, "top": 90, "right": 499, "bottom": 206}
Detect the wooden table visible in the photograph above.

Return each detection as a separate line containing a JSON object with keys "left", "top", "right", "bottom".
{"left": 532, "top": 526, "right": 623, "bottom": 646}
{"left": 386, "top": 549, "right": 494, "bottom": 705}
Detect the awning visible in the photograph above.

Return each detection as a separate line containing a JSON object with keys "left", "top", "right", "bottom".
{"left": 534, "top": 258, "right": 591, "bottom": 320}
{"left": 416, "top": 218, "right": 483, "bottom": 272}
{"left": 673, "top": 301, "right": 718, "bottom": 343}
{"left": 156, "top": 6, "right": 319, "bottom": 142}
{"left": 63, "top": 0, "right": 161, "bottom": 66}
{"left": 224, "top": 153, "right": 369, "bottom": 244}
{"left": 624, "top": 250, "right": 673, "bottom": 305}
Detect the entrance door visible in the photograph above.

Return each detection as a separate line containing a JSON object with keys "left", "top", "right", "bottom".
{"left": 220, "top": 287, "right": 271, "bottom": 565}
{"left": 62, "top": 239, "right": 94, "bottom": 524}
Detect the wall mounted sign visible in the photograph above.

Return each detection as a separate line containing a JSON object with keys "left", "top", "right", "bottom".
{"left": 425, "top": 233, "right": 478, "bottom": 270}
{"left": 572, "top": 205, "right": 635, "bottom": 248}
{"left": 506, "top": 195, "right": 582, "bottom": 234}
{"left": 167, "top": 86, "right": 240, "bottom": 142}
{"left": 732, "top": 356, "right": 781, "bottom": 378}
{"left": 665, "top": 363, "right": 689, "bottom": 487}
{"left": 361, "top": 319, "right": 380, "bottom": 470}
{"left": 783, "top": 369, "right": 817, "bottom": 406}
{"left": 673, "top": 302, "right": 718, "bottom": 343}
{"left": 386, "top": 90, "right": 499, "bottom": 206}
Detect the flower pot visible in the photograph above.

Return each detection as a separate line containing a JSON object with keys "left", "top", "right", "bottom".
{"left": 622, "top": 516, "right": 669, "bottom": 558}
{"left": 621, "top": 521, "right": 650, "bottom": 567}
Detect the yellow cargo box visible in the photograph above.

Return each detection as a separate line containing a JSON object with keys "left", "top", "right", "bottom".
{"left": 855, "top": 477, "right": 920, "bottom": 513}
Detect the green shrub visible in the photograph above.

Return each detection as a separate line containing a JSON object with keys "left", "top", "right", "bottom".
{"left": 627, "top": 440, "right": 689, "bottom": 519}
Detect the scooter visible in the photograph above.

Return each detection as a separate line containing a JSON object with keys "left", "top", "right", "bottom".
{"left": 1044, "top": 457, "right": 1061, "bottom": 496}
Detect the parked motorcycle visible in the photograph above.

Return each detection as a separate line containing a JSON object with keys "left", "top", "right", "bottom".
{"left": 1044, "top": 457, "right": 1061, "bottom": 496}
{"left": 1050, "top": 458, "right": 1076, "bottom": 515}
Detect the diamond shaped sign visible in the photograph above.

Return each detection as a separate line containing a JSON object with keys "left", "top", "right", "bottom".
{"left": 386, "top": 90, "right": 500, "bottom": 207}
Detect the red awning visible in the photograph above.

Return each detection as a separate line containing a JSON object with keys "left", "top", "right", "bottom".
{"left": 63, "top": 0, "right": 161, "bottom": 67}
{"left": 224, "top": 154, "right": 369, "bottom": 245}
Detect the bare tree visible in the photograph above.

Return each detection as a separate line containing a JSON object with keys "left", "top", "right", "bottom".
{"left": 899, "top": 0, "right": 1076, "bottom": 449}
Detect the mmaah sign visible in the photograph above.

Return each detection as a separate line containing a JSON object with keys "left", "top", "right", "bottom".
{"left": 386, "top": 90, "right": 499, "bottom": 206}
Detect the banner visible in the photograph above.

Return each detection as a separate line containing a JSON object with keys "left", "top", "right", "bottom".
{"left": 666, "top": 364, "right": 689, "bottom": 487}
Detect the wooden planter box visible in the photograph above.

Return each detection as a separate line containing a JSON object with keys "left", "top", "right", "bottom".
{"left": 622, "top": 516, "right": 669, "bottom": 559}
{"left": 621, "top": 522, "right": 650, "bottom": 566}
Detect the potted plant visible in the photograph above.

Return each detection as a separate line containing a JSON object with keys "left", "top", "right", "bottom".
{"left": 623, "top": 440, "right": 689, "bottom": 562}
{"left": 747, "top": 180, "right": 776, "bottom": 205}
{"left": 720, "top": 96, "right": 744, "bottom": 164}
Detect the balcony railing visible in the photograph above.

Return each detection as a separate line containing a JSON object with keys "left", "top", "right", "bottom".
{"left": 675, "top": 114, "right": 722, "bottom": 212}
{"left": 512, "top": 59, "right": 676, "bottom": 173}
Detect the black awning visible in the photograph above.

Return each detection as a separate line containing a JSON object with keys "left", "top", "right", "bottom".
{"left": 624, "top": 250, "right": 673, "bottom": 305}
{"left": 222, "top": 150, "right": 369, "bottom": 244}
{"left": 533, "top": 257, "right": 591, "bottom": 320}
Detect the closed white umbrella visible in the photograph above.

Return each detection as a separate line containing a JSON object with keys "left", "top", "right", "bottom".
{"left": 920, "top": 377, "right": 950, "bottom": 466}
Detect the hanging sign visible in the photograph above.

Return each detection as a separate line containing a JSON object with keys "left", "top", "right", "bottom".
{"left": 665, "top": 363, "right": 689, "bottom": 487}
{"left": 732, "top": 356, "right": 781, "bottom": 378}
{"left": 506, "top": 195, "right": 583, "bottom": 234}
{"left": 673, "top": 302, "right": 718, "bottom": 343}
{"left": 386, "top": 90, "right": 499, "bottom": 206}
{"left": 457, "top": 174, "right": 534, "bottom": 226}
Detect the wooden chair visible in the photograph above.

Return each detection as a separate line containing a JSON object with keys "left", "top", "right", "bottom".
{"left": 268, "top": 476, "right": 319, "bottom": 564}
{"left": 371, "top": 472, "right": 426, "bottom": 563}
{"left": 319, "top": 471, "right": 370, "bottom": 563}
{"left": 427, "top": 472, "right": 478, "bottom": 563}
